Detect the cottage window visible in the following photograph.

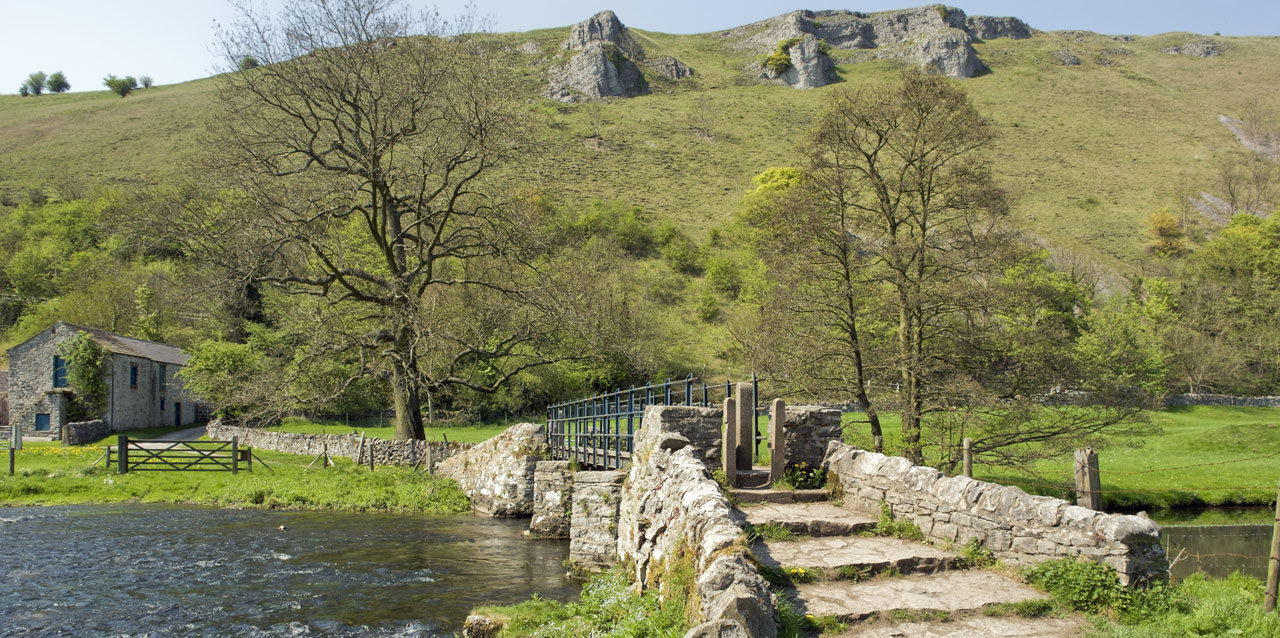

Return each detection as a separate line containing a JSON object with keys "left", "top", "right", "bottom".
{"left": 53, "top": 355, "right": 68, "bottom": 388}
{"left": 35, "top": 413, "right": 51, "bottom": 431}
{"left": 160, "top": 398, "right": 166, "bottom": 412}
{"left": 159, "top": 364, "right": 167, "bottom": 392}
{"left": 130, "top": 364, "right": 138, "bottom": 388}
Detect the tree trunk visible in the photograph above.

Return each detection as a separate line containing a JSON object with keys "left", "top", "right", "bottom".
{"left": 898, "top": 290, "right": 923, "bottom": 464}
{"left": 390, "top": 326, "right": 426, "bottom": 441}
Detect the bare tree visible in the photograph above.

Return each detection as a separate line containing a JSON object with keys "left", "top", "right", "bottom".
{"left": 206, "top": 0, "right": 546, "bottom": 439}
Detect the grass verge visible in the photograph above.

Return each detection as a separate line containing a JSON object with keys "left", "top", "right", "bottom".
{"left": 0, "top": 438, "right": 470, "bottom": 513}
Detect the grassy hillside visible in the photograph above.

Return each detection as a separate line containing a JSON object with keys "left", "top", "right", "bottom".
{"left": 2, "top": 18, "right": 1278, "bottom": 274}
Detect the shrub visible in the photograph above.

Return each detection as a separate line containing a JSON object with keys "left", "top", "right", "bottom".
{"left": 1024, "top": 557, "right": 1124, "bottom": 614}
{"left": 23, "top": 71, "right": 46, "bottom": 96}
{"left": 695, "top": 291, "right": 720, "bottom": 322}
{"left": 870, "top": 502, "right": 924, "bottom": 540}
{"left": 47, "top": 71, "right": 70, "bottom": 93}
{"left": 781, "top": 461, "right": 824, "bottom": 489}
{"left": 103, "top": 75, "right": 132, "bottom": 98}
{"left": 662, "top": 238, "right": 703, "bottom": 274}
{"left": 765, "top": 37, "right": 803, "bottom": 74}
{"left": 238, "top": 56, "right": 261, "bottom": 70}
{"left": 140, "top": 75, "right": 153, "bottom": 89}
{"left": 956, "top": 537, "right": 996, "bottom": 568}
{"left": 705, "top": 255, "right": 742, "bottom": 297}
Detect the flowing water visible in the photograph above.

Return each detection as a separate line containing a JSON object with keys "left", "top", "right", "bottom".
{"left": 1154, "top": 507, "right": 1274, "bottom": 582}
{"left": 0, "top": 504, "right": 578, "bottom": 637}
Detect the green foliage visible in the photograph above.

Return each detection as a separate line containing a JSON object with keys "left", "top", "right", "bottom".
{"left": 1024, "top": 558, "right": 1126, "bottom": 614}
{"left": 140, "top": 76, "right": 153, "bottom": 89}
{"left": 484, "top": 566, "right": 693, "bottom": 637}
{"left": 870, "top": 502, "right": 924, "bottom": 541}
{"left": 744, "top": 522, "right": 794, "bottom": 542}
{"left": 46, "top": 71, "right": 70, "bottom": 93}
{"left": 23, "top": 71, "right": 46, "bottom": 96}
{"left": 238, "top": 56, "right": 261, "bottom": 71}
{"left": 102, "top": 75, "right": 132, "bottom": 98}
{"left": 562, "top": 200, "right": 657, "bottom": 257}
{"left": 18, "top": 84, "right": 28, "bottom": 97}
{"left": 982, "top": 599, "right": 1054, "bottom": 618}
{"left": 780, "top": 461, "right": 824, "bottom": 490}
{"left": 955, "top": 538, "right": 996, "bottom": 569}
{"left": 704, "top": 255, "right": 741, "bottom": 297}
{"left": 694, "top": 291, "right": 719, "bottom": 323}
{"left": 1074, "top": 281, "right": 1170, "bottom": 398}
{"left": 58, "top": 331, "right": 108, "bottom": 420}
{"left": 179, "top": 339, "right": 265, "bottom": 421}
{"left": 661, "top": 238, "right": 703, "bottom": 275}
{"left": 837, "top": 564, "right": 871, "bottom": 581}
{"left": 764, "top": 38, "right": 803, "bottom": 74}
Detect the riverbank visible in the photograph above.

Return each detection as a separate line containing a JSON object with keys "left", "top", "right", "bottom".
{"left": 1, "top": 439, "right": 471, "bottom": 513}
{"left": 841, "top": 405, "right": 1280, "bottom": 510}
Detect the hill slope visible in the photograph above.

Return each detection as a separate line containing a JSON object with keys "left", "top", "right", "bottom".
{"left": 1, "top": 7, "right": 1277, "bottom": 273}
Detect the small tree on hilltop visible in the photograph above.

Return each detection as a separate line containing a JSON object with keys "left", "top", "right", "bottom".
{"left": 18, "top": 84, "right": 29, "bottom": 97}
{"left": 47, "top": 71, "right": 70, "bottom": 93}
{"left": 237, "top": 55, "right": 260, "bottom": 70}
{"left": 103, "top": 75, "right": 132, "bottom": 97}
{"left": 140, "top": 75, "right": 153, "bottom": 89}
{"left": 23, "top": 71, "right": 46, "bottom": 95}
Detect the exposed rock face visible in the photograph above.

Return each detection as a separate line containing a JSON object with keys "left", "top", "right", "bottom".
{"left": 965, "top": 15, "right": 1032, "bottom": 40}
{"left": 619, "top": 406, "right": 778, "bottom": 638}
{"left": 436, "top": 422, "right": 544, "bottom": 517}
{"left": 778, "top": 35, "right": 833, "bottom": 89}
{"left": 549, "top": 10, "right": 692, "bottom": 102}
{"left": 1164, "top": 40, "right": 1221, "bottom": 57}
{"left": 732, "top": 6, "right": 1011, "bottom": 80}
{"left": 1055, "top": 47, "right": 1082, "bottom": 66}
{"left": 823, "top": 442, "right": 1169, "bottom": 585}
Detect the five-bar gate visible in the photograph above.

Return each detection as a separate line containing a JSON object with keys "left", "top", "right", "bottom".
{"left": 108, "top": 436, "right": 253, "bottom": 474}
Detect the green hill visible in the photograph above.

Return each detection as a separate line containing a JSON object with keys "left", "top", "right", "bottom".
{"left": 2, "top": 11, "right": 1277, "bottom": 273}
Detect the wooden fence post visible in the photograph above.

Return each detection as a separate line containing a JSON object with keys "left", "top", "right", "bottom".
{"left": 118, "top": 435, "right": 129, "bottom": 474}
{"left": 231, "top": 436, "right": 239, "bottom": 474}
{"left": 367, "top": 439, "right": 375, "bottom": 471}
{"left": 1074, "top": 447, "right": 1102, "bottom": 510}
{"left": 734, "top": 382, "right": 753, "bottom": 469}
{"left": 1265, "top": 478, "right": 1279, "bottom": 613}
{"left": 722, "top": 397, "right": 737, "bottom": 488}
{"left": 246, "top": 447, "right": 253, "bottom": 472}
{"left": 962, "top": 438, "right": 973, "bottom": 478}
{"left": 769, "top": 398, "right": 786, "bottom": 485}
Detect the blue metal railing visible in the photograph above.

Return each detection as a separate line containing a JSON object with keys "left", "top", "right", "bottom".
{"left": 544, "top": 374, "right": 762, "bottom": 470}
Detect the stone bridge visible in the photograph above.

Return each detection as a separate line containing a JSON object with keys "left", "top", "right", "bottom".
{"left": 441, "top": 406, "right": 1168, "bottom": 638}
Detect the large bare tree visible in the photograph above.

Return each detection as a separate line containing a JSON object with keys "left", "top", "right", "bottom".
{"left": 207, "top": 0, "right": 541, "bottom": 439}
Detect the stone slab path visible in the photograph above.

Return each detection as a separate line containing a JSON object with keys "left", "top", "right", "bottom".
{"left": 755, "top": 536, "right": 956, "bottom": 575}
{"left": 795, "top": 571, "right": 1046, "bottom": 621}
{"left": 735, "top": 487, "right": 828, "bottom": 504}
{"left": 834, "top": 615, "right": 1085, "bottom": 638}
{"left": 742, "top": 502, "right": 876, "bottom": 536}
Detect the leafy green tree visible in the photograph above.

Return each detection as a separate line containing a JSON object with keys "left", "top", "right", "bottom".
{"left": 179, "top": 340, "right": 267, "bottom": 422}
{"left": 124, "top": 76, "right": 139, "bottom": 90}
{"left": 103, "top": 75, "right": 132, "bottom": 97}
{"left": 58, "top": 331, "right": 109, "bottom": 420}
{"left": 46, "top": 71, "right": 70, "bottom": 93}
{"left": 237, "top": 56, "right": 260, "bottom": 71}
{"left": 18, "top": 84, "right": 29, "bottom": 97}
{"left": 23, "top": 71, "right": 46, "bottom": 95}
{"left": 139, "top": 75, "right": 153, "bottom": 89}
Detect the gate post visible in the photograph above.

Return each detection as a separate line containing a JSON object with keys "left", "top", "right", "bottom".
{"left": 117, "top": 435, "right": 129, "bottom": 474}
{"left": 1074, "top": 447, "right": 1101, "bottom": 510}
{"left": 769, "top": 399, "right": 786, "bottom": 485}
{"left": 734, "top": 382, "right": 754, "bottom": 469}
{"left": 232, "top": 436, "right": 239, "bottom": 474}
{"left": 962, "top": 438, "right": 973, "bottom": 478}
{"left": 722, "top": 397, "right": 737, "bottom": 488}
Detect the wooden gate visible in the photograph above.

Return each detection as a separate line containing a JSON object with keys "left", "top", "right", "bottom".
{"left": 108, "top": 436, "right": 252, "bottom": 474}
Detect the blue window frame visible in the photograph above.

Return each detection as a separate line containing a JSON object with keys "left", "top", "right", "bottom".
{"left": 130, "top": 364, "right": 138, "bottom": 388}
{"left": 35, "top": 413, "right": 51, "bottom": 431}
{"left": 53, "top": 355, "right": 68, "bottom": 388}
{"left": 158, "top": 364, "right": 167, "bottom": 392}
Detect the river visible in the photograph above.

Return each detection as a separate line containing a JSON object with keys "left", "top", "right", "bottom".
{"left": 0, "top": 504, "right": 578, "bottom": 637}
{"left": 1154, "top": 507, "right": 1274, "bottom": 582}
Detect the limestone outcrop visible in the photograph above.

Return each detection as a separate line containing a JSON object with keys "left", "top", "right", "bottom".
{"left": 547, "top": 10, "right": 692, "bottom": 102}
{"left": 1055, "top": 47, "right": 1082, "bottom": 66}
{"left": 757, "top": 35, "right": 833, "bottom": 89}
{"left": 1163, "top": 40, "right": 1221, "bottom": 57}
{"left": 619, "top": 406, "right": 777, "bottom": 638}
{"left": 733, "top": 5, "right": 1034, "bottom": 83}
{"left": 436, "top": 422, "right": 544, "bottom": 517}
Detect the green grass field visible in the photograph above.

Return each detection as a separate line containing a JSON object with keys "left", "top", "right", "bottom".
{"left": 1, "top": 435, "right": 470, "bottom": 512}
{"left": 841, "top": 405, "right": 1280, "bottom": 510}
{"left": 275, "top": 415, "right": 524, "bottom": 443}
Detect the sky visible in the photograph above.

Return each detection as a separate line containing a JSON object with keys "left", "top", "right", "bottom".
{"left": 2, "top": 0, "right": 1278, "bottom": 94}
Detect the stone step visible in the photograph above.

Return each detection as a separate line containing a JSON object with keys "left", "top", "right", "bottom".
{"left": 753, "top": 536, "right": 957, "bottom": 579}
{"left": 793, "top": 570, "right": 1048, "bottom": 623}
{"left": 735, "top": 468, "right": 771, "bottom": 489}
{"left": 829, "top": 615, "right": 1083, "bottom": 638}
{"left": 734, "top": 488, "right": 828, "bottom": 504}
{"left": 741, "top": 502, "right": 876, "bottom": 537}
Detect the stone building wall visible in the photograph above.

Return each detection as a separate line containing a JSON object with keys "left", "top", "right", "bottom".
{"left": 206, "top": 422, "right": 472, "bottom": 467}
{"left": 618, "top": 406, "right": 778, "bottom": 638}
{"left": 7, "top": 326, "right": 73, "bottom": 438}
{"left": 824, "top": 442, "right": 1168, "bottom": 585}
{"left": 436, "top": 422, "right": 544, "bottom": 517}
{"left": 530, "top": 460, "right": 573, "bottom": 537}
{"left": 568, "top": 470, "right": 625, "bottom": 570}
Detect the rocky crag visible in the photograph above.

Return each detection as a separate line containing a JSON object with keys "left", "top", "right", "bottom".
{"left": 546, "top": 10, "right": 693, "bottom": 102}
{"left": 730, "top": 5, "right": 1032, "bottom": 88}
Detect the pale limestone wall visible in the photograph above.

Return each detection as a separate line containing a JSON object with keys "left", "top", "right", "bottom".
{"left": 436, "top": 422, "right": 544, "bottom": 517}
{"left": 568, "top": 470, "right": 625, "bottom": 570}
{"left": 780, "top": 406, "right": 842, "bottom": 469}
{"left": 619, "top": 406, "right": 778, "bottom": 638}
{"left": 206, "top": 422, "right": 471, "bottom": 467}
{"left": 530, "top": 461, "right": 573, "bottom": 537}
{"left": 824, "top": 442, "right": 1169, "bottom": 585}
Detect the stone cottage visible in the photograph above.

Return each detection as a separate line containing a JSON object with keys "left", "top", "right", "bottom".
{"left": 7, "top": 322, "right": 198, "bottom": 439}
{"left": 0, "top": 375, "right": 8, "bottom": 427}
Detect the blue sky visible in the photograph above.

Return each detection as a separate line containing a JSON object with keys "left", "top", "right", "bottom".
{"left": 2, "top": 1, "right": 1278, "bottom": 94}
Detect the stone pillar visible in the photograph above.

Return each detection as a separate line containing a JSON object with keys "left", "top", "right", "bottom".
{"left": 734, "top": 382, "right": 754, "bottom": 469}
{"left": 529, "top": 460, "right": 573, "bottom": 537}
{"left": 783, "top": 406, "right": 843, "bottom": 469}
{"left": 568, "top": 470, "right": 626, "bottom": 572}
{"left": 722, "top": 397, "right": 737, "bottom": 487}
{"left": 769, "top": 398, "right": 786, "bottom": 483}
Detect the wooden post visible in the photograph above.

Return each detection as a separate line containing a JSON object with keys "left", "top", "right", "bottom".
{"left": 962, "top": 438, "right": 973, "bottom": 478}
{"left": 367, "top": 439, "right": 375, "bottom": 471}
{"left": 246, "top": 447, "right": 253, "bottom": 472}
{"left": 425, "top": 445, "right": 434, "bottom": 475}
{"left": 231, "top": 436, "right": 239, "bottom": 474}
{"left": 769, "top": 398, "right": 786, "bottom": 486}
{"left": 7, "top": 444, "right": 12, "bottom": 477}
{"left": 1074, "top": 447, "right": 1102, "bottom": 510}
{"left": 734, "top": 382, "right": 753, "bottom": 469}
{"left": 118, "top": 435, "right": 129, "bottom": 474}
{"left": 1266, "top": 478, "right": 1279, "bottom": 613}
{"left": 722, "top": 397, "right": 737, "bottom": 488}
{"left": 355, "top": 432, "right": 366, "bottom": 466}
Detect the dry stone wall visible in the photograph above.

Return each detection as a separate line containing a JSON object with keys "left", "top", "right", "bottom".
{"left": 206, "top": 422, "right": 470, "bottom": 467}
{"left": 64, "top": 419, "right": 110, "bottom": 445}
{"left": 530, "top": 460, "right": 573, "bottom": 537}
{"left": 824, "top": 442, "right": 1168, "bottom": 585}
{"left": 780, "top": 406, "right": 842, "bottom": 469}
{"left": 619, "top": 406, "right": 778, "bottom": 638}
{"left": 436, "top": 422, "right": 544, "bottom": 517}
{"left": 568, "top": 470, "right": 626, "bottom": 570}
{"left": 1164, "top": 393, "right": 1280, "bottom": 408}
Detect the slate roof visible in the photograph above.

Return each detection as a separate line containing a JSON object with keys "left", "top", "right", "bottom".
{"left": 53, "top": 322, "right": 191, "bottom": 366}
